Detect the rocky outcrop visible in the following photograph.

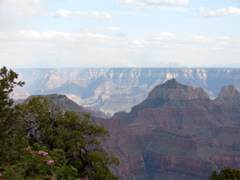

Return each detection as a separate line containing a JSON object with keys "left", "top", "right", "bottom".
{"left": 218, "top": 85, "right": 240, "bottom": 98}
{"left": 43, "top": 94, "right": 84, "bottom": 112}
{"left": 147, "top": 78, "right": 209, "bottom": 100}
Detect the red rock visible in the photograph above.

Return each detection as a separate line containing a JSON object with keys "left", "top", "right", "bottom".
{"left": 96, "top": 79, "right": 240, "bottom": 179}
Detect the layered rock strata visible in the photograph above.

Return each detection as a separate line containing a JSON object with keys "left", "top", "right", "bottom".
{"left": 13, "top": 68, "right": 240, "bottom": 115}
{"left": 96, "top": 79, "right": 240, "bottom": 179}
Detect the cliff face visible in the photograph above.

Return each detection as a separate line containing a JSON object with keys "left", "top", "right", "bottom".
{"left": 96, "top": 79, "right": 240, "bottom": 180}
{"left": 13, "top": 68, "right": 240, "bottom": 116}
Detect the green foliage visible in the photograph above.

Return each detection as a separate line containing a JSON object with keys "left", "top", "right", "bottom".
{"left": 0, "top": 66, "right": 27, "bottom": 165}
{"left": 0, "top": 66, "right": 24, "bottom": 123}
{"left": 210, "top": 167, "right": 240, "bottom": 180}
{"left": 16, "top": 96, "right": 119, "bottom": 179}
{"left": 2, "top": 146, "right": 79, "bottom": 180}
{"left": 0, "top": 66, "right": 119, "bottom": 179}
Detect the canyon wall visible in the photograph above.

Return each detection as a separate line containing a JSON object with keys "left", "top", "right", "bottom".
{"left": 97, "top": 79, "right": 240, "bottom": 179}
{"left": 29, "top": 79, "right": 240, "bottom": 179}
{"left": 12, "top": 68, "right": 240, "bottom": 116}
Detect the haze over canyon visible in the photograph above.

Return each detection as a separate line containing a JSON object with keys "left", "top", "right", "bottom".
{"left": 27, "top": 78, "right": 240, "bottom": 179}
{"left": 12, "top": 68, "right": 240, "bottom": 117}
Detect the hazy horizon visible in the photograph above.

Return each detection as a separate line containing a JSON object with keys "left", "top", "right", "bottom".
{"left": 0, "top": 0, "right": 240, "bottom": 69}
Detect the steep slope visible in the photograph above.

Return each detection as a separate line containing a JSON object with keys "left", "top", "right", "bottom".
{"left": 96, "top": 79, "right": 240, "bottom": 179}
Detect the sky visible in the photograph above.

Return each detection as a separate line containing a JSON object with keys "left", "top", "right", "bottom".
{"left": 0, "top": 0, "right": 240, "bottom": 68}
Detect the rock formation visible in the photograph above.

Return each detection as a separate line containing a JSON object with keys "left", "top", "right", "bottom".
{"left": 12, "top": 68, "right": 240, "bottom": 115}
{"left": 15, "top": 79, "right": 240, "bottom": 179}
{"left": 96, "top": 79, "right": 240, "bottom": 179}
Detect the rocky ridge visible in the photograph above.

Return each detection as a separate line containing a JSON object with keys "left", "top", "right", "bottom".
{"left": 97, "top": 79, "right": 240, "bottom": 179}
{"left": 12, "top": 68, "right": 240, "bottom": 116}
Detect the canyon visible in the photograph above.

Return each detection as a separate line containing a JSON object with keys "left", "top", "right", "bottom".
{"left": 29, "top": 78, "right": 240, "bottom": 179}
{"left": 96, "top": 79, "right": 240, "bottom": 179}
{"left": 12, "top": 68, "right": 240, "bottom": 116}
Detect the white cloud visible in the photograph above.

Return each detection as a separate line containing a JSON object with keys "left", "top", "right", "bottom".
{"left": 146, "top": 0, "right": 189, "bottom": 5}
{"left": 199, "top": 7, "right": 240, "bottom": 17}
{"left": 52, "top": 9, "right": 73, "bottom": 18}
{"left": 14, "top": 8, "right": 112, "bottom": 19}
{"left": 152, "top": 32, "right": 212, "bottom": 44}
{"left": 0, "top": 0, "right": 41, "bottom": 4}
{"left": 150, "top": 32, "right": 235, "bottom": 53}
{"left": 107, "top": 27, "right": 121, "bottom": 31}
{"left": 123, "top": 0, "right": 189, "bottom": 6}
{"left": 0, "top": 30, "right": 239, "bottom": 68}
{"left": 0, "top": 30, "right": 235, "bottom": 51}
{"left": 154, "top": 32, "right": 175, "bottom": 41}
{"left": 1, "top": 29, "right": 237, "bottom": 52}
{"left": 217, "top": 36, "right": 230, "bottom": 41}
{"left": 120, "top": 0, "right": 190, "bottom": 10}
{"left": 0, "top": 0, "right": 43, "bottom": 30}
{"left": 84, "top": 27, "right": 121, "bottom": 32}
{"left": 0, "top": 0, "right": 111, "bottom": 20}
{"left": 211, "top": 25, "right": 219, "bottom": 28}
{"left": 77, "top": 11, "right": 112, "bottom": 18}
{"left": 49, "top": 9, "right": 112, "bottom": 19}
{"left": 0, "top": 30, "right": 122, "bottom": 47}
